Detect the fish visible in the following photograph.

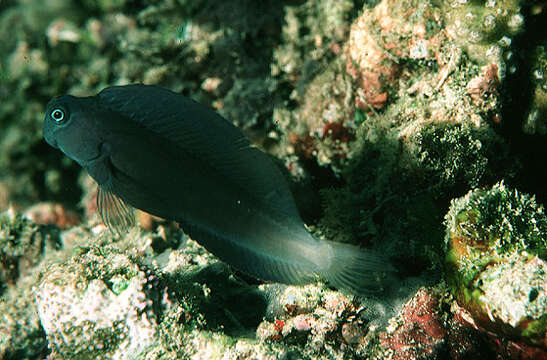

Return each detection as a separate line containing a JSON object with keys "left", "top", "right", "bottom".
{"left": 43, "top": 84, "right": 396, "bottom": 294}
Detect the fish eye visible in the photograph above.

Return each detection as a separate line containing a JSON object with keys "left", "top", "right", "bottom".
{"left": 50, "top": 108, "right": 65, "bottom": 123}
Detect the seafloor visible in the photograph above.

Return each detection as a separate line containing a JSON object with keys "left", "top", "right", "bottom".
{"left": 0, "top": 0, "right": 546, "bottom": 359}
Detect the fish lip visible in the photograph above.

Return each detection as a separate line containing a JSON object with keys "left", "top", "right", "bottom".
{"left": 88, "top": 151, "right": 103, "bottom": 162}
{"left": 46, "top": 137, "right": 58, "bottom": 149}
{"left": 78, "top": 142, "right": 105, "bottom": 166}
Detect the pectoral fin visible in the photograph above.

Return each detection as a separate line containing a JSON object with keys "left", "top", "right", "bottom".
{"left": 97, "top": 185, "right": 135, "bottom": 236}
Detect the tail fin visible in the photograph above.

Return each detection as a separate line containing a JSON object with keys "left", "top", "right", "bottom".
{"left": 319, "top": 240, "right": 397, "bottom": 295}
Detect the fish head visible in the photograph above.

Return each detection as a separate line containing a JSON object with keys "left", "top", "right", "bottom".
{"left": 43, "top": 95, "right": 105, "bottom": 166}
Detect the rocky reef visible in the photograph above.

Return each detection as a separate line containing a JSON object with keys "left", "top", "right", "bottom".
{"left": 445, "top": 182, "right": 547, "bottom": 350}
{"left": 1, "top": 0, "right": 546, "bottom": 359}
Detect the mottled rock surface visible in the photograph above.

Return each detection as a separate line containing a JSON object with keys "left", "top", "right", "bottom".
{"left": 445, "top": 182, "right": 547, "bottom": 350}
{"left": 1, "top": 0, "right": 546, "bottom": 359}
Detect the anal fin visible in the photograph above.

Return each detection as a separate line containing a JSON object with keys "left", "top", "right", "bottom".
{"left": 178, "top": 219, "right": 317, "bottom": 285}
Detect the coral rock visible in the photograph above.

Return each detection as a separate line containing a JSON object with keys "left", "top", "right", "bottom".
{"left": 24, "top": 202, "right": 80, "bottom": 230}
{"left": 35, "top": 248, "right": 161, "bottom": 359}
{"left": 380, "top": 288, "right": 447, "bottom": 360}
{"left": 445, "top": 182, "right": 547, "bottom": 349}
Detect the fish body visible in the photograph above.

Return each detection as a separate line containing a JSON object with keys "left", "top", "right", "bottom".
{"left": 43, "top": 84, "right": 395, "bottom": 293}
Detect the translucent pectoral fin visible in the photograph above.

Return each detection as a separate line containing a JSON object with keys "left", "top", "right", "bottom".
{"left": 97, "top": 185, "right": 135, "bottom": 236}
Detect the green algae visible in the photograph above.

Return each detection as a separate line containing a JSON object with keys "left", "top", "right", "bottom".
{"left": 0, "top": 209, "right": 57, "bottom": 285}
{"left": 35, "top": 245, "right": 162, "bottom": 359}
{"left": 409, "top": 122, "right": 508, "bottom": 192}
{"left": 523, "top": 45, "right": 547, "bottom": 134}
{"left": 50, "top": 320, "right": 129, "bottom": 360}
{"left": 268, "top": 0, "right": 531, "bottom": 284}
{"left": 443, "top": 0, "right": 525, "bottom": 67}
{"left": 445, "top": 182, "right": 547, "bottom": 260}
{"left": 309, "top": 116, "right": 512, "bottom": 277}
{"left": 445, "top": 182, "right": 547, "bottom": 347}
{"left": 0, "top": 210, "right": 51, "bottom": 359}
{"left": 0, "top": 0, "right": 546, "bottom": 357}
{"left": 522, "top": 315, "right": 547, "bottom": 341}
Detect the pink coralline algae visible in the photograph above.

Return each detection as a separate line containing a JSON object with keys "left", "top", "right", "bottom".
{"left": 380, "top": 289, "right": 447, "bottom": 360}
{"left": 24, "top": 202, "right": 80, "bottom": 230}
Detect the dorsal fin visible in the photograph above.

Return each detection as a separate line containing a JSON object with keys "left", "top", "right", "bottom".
{"left": 97, "top": 84, "right": 300, "bottom": 218}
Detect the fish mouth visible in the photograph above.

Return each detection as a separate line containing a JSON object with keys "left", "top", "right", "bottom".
{"left": 78, "top": 142, "right": 105, "bottom": 166}
{"left": 87, "top": 151, "right": 103, "bottom": 162}
{"left": 44, "top": 134, "right": 58, "bottom": 149}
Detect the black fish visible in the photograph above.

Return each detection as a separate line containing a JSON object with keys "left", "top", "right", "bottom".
{"left": 43, "top": 84, "right": 395, "bottom": 294}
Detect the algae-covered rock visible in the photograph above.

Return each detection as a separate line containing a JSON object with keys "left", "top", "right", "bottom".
{"left": 272, "top": 0, "right": 523, "bottom": 281}
{"left": 444, "top": 182, "right": 547, "bottom": 348}
{"left": 406, "top": 122, "right": 507, "bottom": 192}
{"left": 0, "top": 208, "right": 57, "bottom": 285}
{"left": 277, "top": 0, "right": 524, "bottom": 177}
{"left": 0, "top": 209, "right": 53, "bottom": 359}
{"left": 0, "top": 268, "right": 48, "bottom": 360}
{"left": 256, "top": 283, "right": 386, "bottom": 358}
{"left": 444, "top": 0, "right": 525, "bottom": 67}
{"left": 258, "top": 285, "right": 348, "bottom": 348}
{"left": 1, "top": 0, "right": 546, "bottom": 358}
{"left": 24, "top": 201, "right": 80, "bottom": 229}
{"left": 312, "top": 118, "right": 510, "bottom": 275}
{"left": 523, "top": 44, "right": 547, "bottom": 135}
{"left": 35, "top": 246, "right": 161, "bottom": 359}
{"left": 376, "top": 288, "right": 451, "bottom": 360}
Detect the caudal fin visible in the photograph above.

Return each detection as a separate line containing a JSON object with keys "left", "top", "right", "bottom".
{"left": 319, "top": 240, "right": 397, "bottom": 295}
